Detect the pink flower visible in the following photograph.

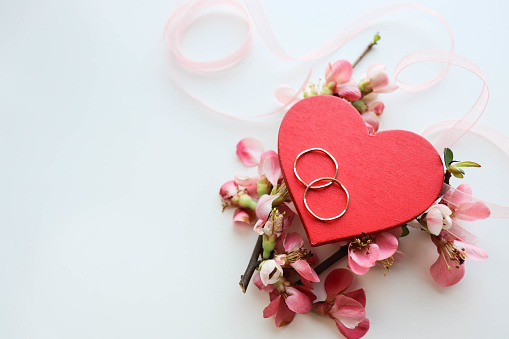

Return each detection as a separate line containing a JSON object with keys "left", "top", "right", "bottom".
{"left": 254, "top": 273, "right": 316, "bottom": 327}
{"left": 258, "top": 150, "right": 281, "bottom": 188}
{"left": 361, "top": 111, "right": 379, "bottom": 135}
{"left": 259, "top": 259, "right": 284, "bottom": 286}
{"left": 236, "top": 137, "right": 264, "bottom": 167}
{"left": 346, "top": 232, "right": 398, "bottom": 275}
{"left": 275, "top": 233, "right": 319, "bottom": 287}
{"left": 424, "top": 204, "right": 453, "bottom": 236}
{"left": 430, "top": 231, "right": 488, "bottom": 287}
{"left": 313, "top": 269, "right": 369, "bottom": 339}
{"left": 444, "top": 184, "right": 491, "bottom": 222}
{"left": 232, "top": 208, "right": 256, "bottom": 224}
{"left": 367, "top": 101, "right": 384, "bottom": 115}
{"left": 325, "top": 60, "right": 361, "bottom": 101}
{"left": 359, "top": 64, "right": 397, "bottom": 94}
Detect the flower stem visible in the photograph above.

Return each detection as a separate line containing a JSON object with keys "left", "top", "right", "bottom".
{"left": 352, "top": 33, "right": 380, "bottom": 69}
{"left": 239, "top": 234, "right": 263, "bottom": 293}
{"left": 444, "top": 171, "right": 452, "bottom": 185}
{"left": 313, "top": 246, "right": 348, "bottom": 276}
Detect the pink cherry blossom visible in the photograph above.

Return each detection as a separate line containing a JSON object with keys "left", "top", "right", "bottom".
{"left": 325, "top": 60, "right": 361, "bottom": 101}
{"left": 234, "top": 174, "right": 259, "bottom": 198}
{"left": 259, "top": 259, "right": 284, "bottom": 286}
{"left": 359, "top": 64, "right": 398, "bottom": 94}
{"left": 258, "top": 150, "right": 282, "bottom": 187}
{"left": 347, "top": 232, "right": 398, "bottom": 275}
{"left": 444, "top": 184, "right": 491, "bottom": 221}
{"left": 219, "top": 180, "right": 238, "bottom": 201}
{"left": 236, "top": 137, "right": 264, "bottom": 167}
{"left": 274, "top": 233, "right": 319, "bottom": 287}
{"left": 430, "top": 231, "right": 488, "bottom": 287}
{"left": 313, "top": 269, "right": 369, "bottom": 339}
{"left": 367, "top": 101, "right": 384, "bottom": 115}
{"left": 361, "top": 111, "right": 379, "bottom": 135}
{"left": 232, "top": 208, "right": 256, "bottom": 224}
{"left": 425, "top": 204, "right": 453, "bottom": 236}
{"left": 254, "top": 273, "right": 316, "bottom": 327}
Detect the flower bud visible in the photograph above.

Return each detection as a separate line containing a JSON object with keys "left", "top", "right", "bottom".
{"left": 257, "top": 176, "right": 272, "bottom": 197}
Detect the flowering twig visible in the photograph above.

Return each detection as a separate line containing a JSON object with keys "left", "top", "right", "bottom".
{"left": 240, "top": 234, "right": 263, "bottom": 293}
{"left": 352, "top": 33, "right": 380, "bottom": 69}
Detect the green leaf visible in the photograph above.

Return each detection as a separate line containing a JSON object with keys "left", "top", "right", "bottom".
{"left": 452, "top": 171, "right": 464, "bottom": 179}
{"left": 373, "top": 32, "right": 381, "bottom": 44}
{"left": 455, "top": 161, "right": 481, "bottom": 168}
{"left": 444, "top": 148, "right": 453, "bottom": 166}
{"left": 401, "top": 225, "right": 409, "bottom": 237}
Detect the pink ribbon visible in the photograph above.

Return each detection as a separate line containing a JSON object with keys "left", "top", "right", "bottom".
{"left": 164, "top": 1, "right": 453, "bottom": 117}
{"left": 164, "top": 1, "right": 509, "bottom": 218}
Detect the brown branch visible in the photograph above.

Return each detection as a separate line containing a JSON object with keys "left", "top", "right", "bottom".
{"left": 239, "top": 234, "right": 263, "bottom": 293}
{"left": 352, "top": 36, "right": 378, "bottom": 69}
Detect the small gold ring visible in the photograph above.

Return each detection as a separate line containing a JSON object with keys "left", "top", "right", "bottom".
{"left": 303, "top": 177, "right": 349, "bottom": 221}
{"left": 294, "top": 148, "right": 338, "bottom": 189}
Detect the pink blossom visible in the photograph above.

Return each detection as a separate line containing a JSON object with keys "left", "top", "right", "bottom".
{"left": 430, "top": 231, "right": 488, "bottom": 287}
{"left": 347, "top": 232, "right": 398, "bottom": 275}
{"left": 361, "top": 111, "right": 379, "bottom": 135}
{"left": 274, "top": 232, "right": 319, "bottom": 287}
{"left": 258, "top": 150, "right": 281, "bottom": 187}
{"left": 359, "top": 64, "right": 398, "bottom": 94}
{"left": 325, "top": 60, "right": 361, "bottom": 101}
{"left": 234, "top": 174, "right": 259, "bottom": 198}
{"left": 424, "top": 204, "right": 453, "bottom": 236}
{"left": 259, "top": 259, "right": 284, "bottom": 286}
{"left": 232, "top": 208, "right": 256, "bottom": 225}
{"left": 219, "top": 180, "right": 238, "bottom": 201}
{"left": 445, "top": 184, "right": 491, "bottom": 221}
{"left": 313, "top": 269, "right": 369, "bottom": 339}
{"left": 236, "top": 137, "right": 264, "bottom": 167}
{"left": 254, "top": 273, "right": 316, "bottom": 327}
{"left": 367, "top": 101, "right": 384, "bottom": 115}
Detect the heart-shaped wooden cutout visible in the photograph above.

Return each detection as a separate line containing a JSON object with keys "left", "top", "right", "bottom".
{"left": 278, "top": 95, "right": 444, "bottom": 246}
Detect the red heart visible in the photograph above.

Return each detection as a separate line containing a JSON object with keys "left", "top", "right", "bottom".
{"left": 278, "top": 95, "right": 444, "bottom": 246}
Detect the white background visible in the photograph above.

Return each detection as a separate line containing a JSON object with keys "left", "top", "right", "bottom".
{"left": 1, "top": 0, "right": 509, "bottom": 338}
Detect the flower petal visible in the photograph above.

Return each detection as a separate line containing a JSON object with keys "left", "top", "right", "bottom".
{"left": 258, "top": 150, "right": 282, "bottom": 187}
{"left": 234, "top": 174, "right": 259, "bottom": 197}
{"left": 255, "top": 194, "right": 279, "bottom": 220}
{"left": 236, "top": 138, "right": 264, "bottom": 167}
{"left": 253, "top": 271, "right": 274, "bottom": 292}
{"left": 326, "top": 60, "right": 353, "bottom": 84}
{"left": 374, "top": 82, "right": 398, "bottom": 93}
{"left": 335, "top": 318, "right": 370, "bottom": 339}
{"left": 329, "top": 295, "right": 366, "bottom": 329}
{"left": 336, "top": 80, "right": 362, "bottom": 101}
{"left": 426, "top": 208, "right": 446, "bottom": 236}
{"left": 366, "top": 64, "right": 389, "bottom": 91}
{"left": 350, "top": 244, "right": 379, "bottom": 267}
{"left": 260, "top": 260, "right": 283, "bottom": 286}
{"left": 219, "top": 180, "right": 238, "bottom": 199}
{"left": 344, "top": 289, "right": 367, "bottom": 308}
{"left": 361, "top": 111, "right": 379, "bottom": 134}
{"left": 454, "top": 240, "right": 489, "bottom": 261}
{"left": 454, "top": 201, "right": 490, "bottom": 221}
{"left": 291, "top": 260, "right": 320, "bottom": 283}
{"left": 348, "top": 251, "right": 371, "bottom": 275}
{"left": 263, "top": 295, "right": 282, "bottom": 318}
{"left": 275, "top": 300, "right": 296, "bottom": 327}
{"left": 430, "top": 248, "right": 465, "bottom": 287}
{"left": 373, "top": 232, "right": 398, "bottom": 260}
{"left": 285, "top": 286, "right": 312, "bottom": 314}
{"left": 324, "top": 268, "right": 353, "bottom": 302}
{"left": 283, "top": 232, "right": 304, "bottom": 252}
{"left": 233, "top": 208, "right": 255, "bottom": 225}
